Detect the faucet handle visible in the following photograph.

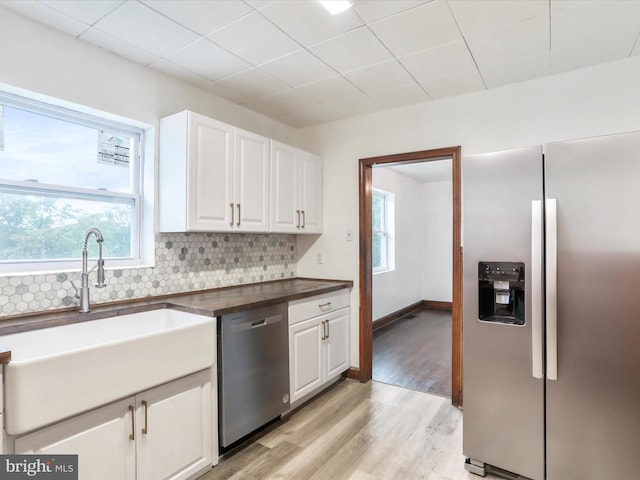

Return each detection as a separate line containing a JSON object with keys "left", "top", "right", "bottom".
{"left": 70, "top": 280, "right": 80, "bottom": 299}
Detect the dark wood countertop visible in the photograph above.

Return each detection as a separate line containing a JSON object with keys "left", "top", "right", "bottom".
{"left": 0, "top": 278, "right": 353, "bottom": 344}
{"left": 168, "top": 277, "right": 352, "bottom": 316}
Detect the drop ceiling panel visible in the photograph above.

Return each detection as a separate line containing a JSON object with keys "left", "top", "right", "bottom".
{"left": 480, "top": 51, "right": 549, "bottom": 88}
{"left": 465, "top": 15, "right": 549, "bottom": 67}
{"left": 419, "top": 68, "right": 485, "bottom": 99}
{"left": 92, "top": 1, "right": 198, "bottom": 57}
{"left": 448, "top": 0, "right": 549, "bottom": 36}
{"left": 353, "top": 1, "right": 429, "bottom": 24}
{"left": 141, "top": 0, "right": 253, "bottom": 36}
{"left": 216, "top": 68, "right": 290, "bottom": 99}
{"left": 368, "top": 1, "right": 462, "bottom": 57}
{"left": 309, "top": 27, "right": 394, "bottom": 73}
{"left": 259, "top": 0, "right": 363, "bottom": 46}
{"left": 257, "top": 49, "right": 337, "bottom": 88}
{"left": 2, "top": 0, "right": 639, "bottom": 128}
{"left": 148, "top": 59, "right": 214, "bottom": 90}
{"left": 369, "top": 83, "right": 431, "bottom": 109}
{"left": 399, "top": 40, "right": 476, "bottom": 82}
{"left": 343, "top": 60, "right": 415, "bottom": 94}
{"left": 550, "top": 1, "right": 640, "bottom": 55}
{"left": 323, "top": 94, "right": 383, "bottom": 118}
{"left": 0, "top": 0, "right": 89, "bottom": 36}
{"left": 40, "top": 0, "right": 123, "bottom": 25}
{"left": 80, "top": 27, "right": 159, "bottom": 65}
{"left": 207, "top": 11, "right": 300, "bottom": 65}
{"left": 164, "top": 37, "right": 250, "bottom": 81}
{"left": 295, "top": 75, "right": 364, "bottom": 104}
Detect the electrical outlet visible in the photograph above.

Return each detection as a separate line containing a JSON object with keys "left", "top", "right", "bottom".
{"left": 346, "top": 229, "right": 353, "bottom": 241}
{"left": 316, "top": 252, "right": 324, "bottom": 264}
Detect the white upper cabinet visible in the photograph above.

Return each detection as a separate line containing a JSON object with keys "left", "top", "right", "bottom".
{"left": 298, "top": 150, "right": 323, "bottom": 234}
{"left": 159, "top": 110, "right": 320, "bottom": 234}
{"left": 159, "top": 111, "right": 270, "bottom": 233}
{"left": 270, "top": 141, "right": 298, "bottom": 233}
{"left": 234, "top": 128, "right": 270, "bottom": 232}
{"left": 270, "top": 141, "right": 323, "bottom": 234}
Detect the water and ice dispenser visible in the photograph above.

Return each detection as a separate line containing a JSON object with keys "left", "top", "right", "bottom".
{"left": 478, "top": 261, "right": 525, "bottom": 325}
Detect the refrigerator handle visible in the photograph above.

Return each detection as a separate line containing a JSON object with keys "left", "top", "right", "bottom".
{"left": 546, "top": 198, "right": 558, "bottom": 380}
{"left": 531, "top": 200, "right": 544, "bottom": 379}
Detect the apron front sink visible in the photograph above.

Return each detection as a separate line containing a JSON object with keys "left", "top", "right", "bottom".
{"left": 3, "top": 308, "right": 215, "bottom": 435}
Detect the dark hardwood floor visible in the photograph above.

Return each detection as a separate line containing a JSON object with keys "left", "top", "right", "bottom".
{"left": 373, "top": 307, "right": 452, "bottom": 397}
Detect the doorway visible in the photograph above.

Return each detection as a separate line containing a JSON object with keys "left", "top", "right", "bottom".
{"left": 358, "top": 147, "right": 463, "bottom": 407}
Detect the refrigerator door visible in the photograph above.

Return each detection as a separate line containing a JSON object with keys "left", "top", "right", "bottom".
{"left": 463, "top": 146, "right": 544, "bottom": 480}
{"left": 545, "top": 131, "right": 640, "bottom": 480}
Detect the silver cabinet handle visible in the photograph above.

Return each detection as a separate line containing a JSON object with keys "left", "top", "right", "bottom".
{"left": 301, "top": 210, "right": 306, "bottom": 229}
{"left": 318, "top": 302, "right": 332, "bottom": 309}
{"left": 142, "top": 400, "right": 148, "bottom": 435}
{"left": 229, "top": 203, "right": 234, "bottom": 228}
{"left": 236, "top": 203, "right": 241, "bottom": 227}
{"left": 324, "top": 320, "right": 330, "bottom": 340}
{"left": 546, "top": 198, "right": 558, "bottom": 380}
{"left": 531, "top": 200, "right": 543, "bottom": 379}
{"left": 320, "top": 320, "right": 326, "bottom": 340}
{"left": 296, "top": 210, "right": 301, "bottom": 229}
{"left": 129, "top": 405, "right": 135, "bottom": 440}
{"left": 326, "top": 318, "right": 330, "bottom": 338}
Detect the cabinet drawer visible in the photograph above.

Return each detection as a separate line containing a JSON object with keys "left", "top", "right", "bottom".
{"left": 288, "top": 290, "right": 350, "bottom": 325}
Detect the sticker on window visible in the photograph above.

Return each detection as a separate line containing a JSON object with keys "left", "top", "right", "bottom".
{"left": 98, "top": 131, "right": 130, "bottom": 167}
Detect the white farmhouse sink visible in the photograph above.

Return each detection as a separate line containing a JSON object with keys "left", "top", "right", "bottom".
{"left": 3, "top": 308, "right": 216, "bottom": 435}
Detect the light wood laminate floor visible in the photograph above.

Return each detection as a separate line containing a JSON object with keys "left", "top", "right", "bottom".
{"left": 199, "top": 379, "right": 500, "bottom": 480}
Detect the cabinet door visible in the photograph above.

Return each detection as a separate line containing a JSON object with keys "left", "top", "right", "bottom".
{"left": 289, "top": 317, "right": 323, "bottom": 403}
{"left": 136, "top": 370, "right": 212, "bottom": 480}
{"left": 235, "top": 129, "right": 270, "bottom": 232}
{"left": 187, "top": 112, "right": 234, "bottom": 231}
{"left": 15, "top": 398, "right": 136, "bottom": 480}
{"left": 324, "top": 308, "right": 350, "bottom": 381}
{"left": 298, "top": 151, "right": 323, "bottom": 234}
{"left": 270, "top": 141, "right": 299, "bottom": 233}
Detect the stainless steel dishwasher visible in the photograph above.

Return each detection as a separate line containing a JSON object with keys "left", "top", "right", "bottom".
{"left": 218, "top": 303, "right": 290, "bottom": 449}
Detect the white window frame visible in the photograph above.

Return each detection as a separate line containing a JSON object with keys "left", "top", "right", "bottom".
{"left": 372, "top": 188, "right": 395, "bottom": 274}
{"left": 0, "top": 87, "right": 154, "bottom": 275}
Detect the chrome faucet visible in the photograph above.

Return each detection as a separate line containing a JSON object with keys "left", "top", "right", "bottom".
{"left": 78, "top": 227, "right": 106, "bottom": 313}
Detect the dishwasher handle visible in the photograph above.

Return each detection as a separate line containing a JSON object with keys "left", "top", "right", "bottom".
{"left": 228, "top": 313, "right": 284, "bottom": 333}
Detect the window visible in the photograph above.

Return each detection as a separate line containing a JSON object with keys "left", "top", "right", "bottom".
{"left": 0, "top": 90, "right": 146, "bottom": 274}
{"left": 372, "top": 189, "right": 395, "bottom": 273}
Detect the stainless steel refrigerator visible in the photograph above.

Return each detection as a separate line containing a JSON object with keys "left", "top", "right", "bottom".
{"left": 462, "top": 131, "right": 640, "bottom": 480}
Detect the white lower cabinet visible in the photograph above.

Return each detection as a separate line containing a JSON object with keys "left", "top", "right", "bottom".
{"left": 289, "top": 291, "right": 350, "bottom": 404}
{"left": 15, "top": 370, "right": 213, "bottom": 480}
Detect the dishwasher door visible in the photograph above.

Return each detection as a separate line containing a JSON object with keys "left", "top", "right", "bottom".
{"left": 218, "top": 303, "right": 290, "bottom": 448}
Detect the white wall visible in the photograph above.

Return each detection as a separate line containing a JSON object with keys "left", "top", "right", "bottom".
{"left": 297, "top": 55, "right": 640, "bottom": 368}
{"left": 371, "top": 168, "right": 425, "bottom": 320}
{"left": 0, "top": 7, "right": 303, "bottom": 315}
{"left": 422, "top": 180, "right": 453, "bottom": 303}
{"left": 0, "top": 6, "right": 299, "bottom": 147}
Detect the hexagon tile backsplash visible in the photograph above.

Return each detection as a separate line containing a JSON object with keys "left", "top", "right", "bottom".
{"left": 0, "top": 232, "right": 297, "bottom": 317}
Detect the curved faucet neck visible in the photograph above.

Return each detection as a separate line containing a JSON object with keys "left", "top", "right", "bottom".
{"left": 83, "top": 228, "right": 104, "bottom": 250}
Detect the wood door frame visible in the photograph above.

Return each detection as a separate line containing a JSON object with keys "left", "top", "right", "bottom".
{"left": 358, "top": 146, "right": 464, "bottom": 407}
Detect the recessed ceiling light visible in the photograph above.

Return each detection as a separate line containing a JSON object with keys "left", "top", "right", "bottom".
{"left": 319, "top": 1, "right": 353, "bottom": 15}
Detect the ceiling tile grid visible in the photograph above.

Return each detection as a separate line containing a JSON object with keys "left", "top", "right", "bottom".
{"left": 2, "top": 0, "right": 640, "bottom": 127}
